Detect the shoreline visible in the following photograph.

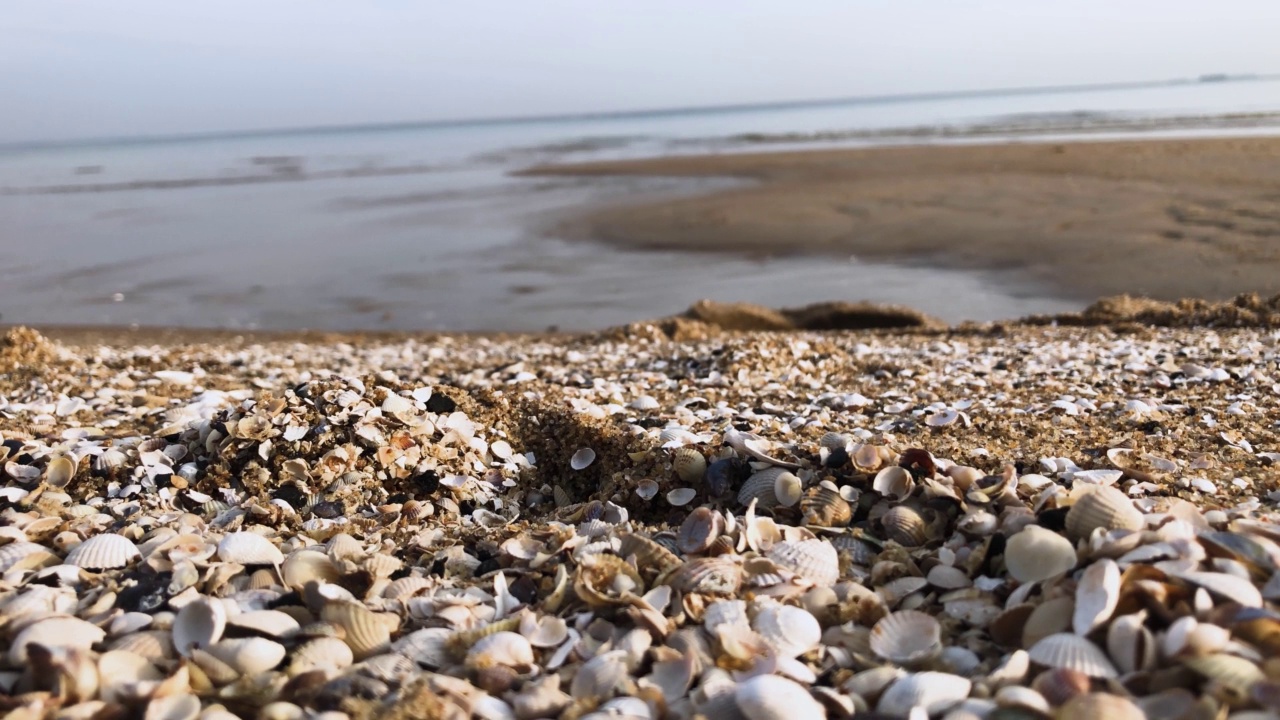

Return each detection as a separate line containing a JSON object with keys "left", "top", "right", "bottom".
{"left": 526, "top": 135, "right": 1280, "bottom": 304}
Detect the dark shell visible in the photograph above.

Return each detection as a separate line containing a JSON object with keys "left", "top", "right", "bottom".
{"left": 705, "top": 457, "right": 752, "bottom": 497}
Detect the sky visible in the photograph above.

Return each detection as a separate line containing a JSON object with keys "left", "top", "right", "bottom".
{"left": 3, "top": 0, "right": 1279, "bottom": 142}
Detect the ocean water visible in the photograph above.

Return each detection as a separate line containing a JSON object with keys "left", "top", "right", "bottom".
{"left": 3, "top": 78, "right": 1280, "bottom": 332}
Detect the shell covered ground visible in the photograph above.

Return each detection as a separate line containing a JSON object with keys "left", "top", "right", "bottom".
{"left": 1, "top": 312, "right": 1280, "bottom": 720}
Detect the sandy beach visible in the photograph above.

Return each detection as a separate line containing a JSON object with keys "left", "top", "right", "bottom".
{"left": 528, "top": 136, "right": 1280, "bottom": 303}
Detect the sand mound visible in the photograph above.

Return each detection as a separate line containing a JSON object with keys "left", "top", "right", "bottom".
{"left": 1029, "top": 292, "right": 1280, "bottom": 328}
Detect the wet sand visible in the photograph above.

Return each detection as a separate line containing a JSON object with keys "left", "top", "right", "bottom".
{"left": 526, "top": 136, "right": 1280, "bottom": 302}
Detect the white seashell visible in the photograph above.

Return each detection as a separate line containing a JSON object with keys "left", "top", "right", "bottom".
{"left": 217, "top": 532, "right": 284, "bottom": 565}
{"left": 1169, "top": 570, "right": 1263, "bottom": 608}
{"left": 738, "top": 467, "right": 789, "bottom": 509}
{"left": 1072, "top": 559, "right": 1120, "bottom": 636}
{"left": 767, "top": 539, "right": 839, "bottom": 587}
{"left": 9, "top": 616, "right": 106, "bottom": 664}
{"left": 1005, "top": 526, "right": 1076, "bottom": 583}
{"left": 667, "top": 487, "right": 697, "bottom": 506}
{"left": 205, "top": 637, "right": 287, "bottom": 675}
{"left": 281, "top": 549, "right": 339, "bottom": 590}
{"left": 65, "top": 533, "right": 140, "bottom": 569}
{"left": 629, "top": 395, "right": 660, "bottom": 411}
{"left": 144, "top": 693, "right": 200, "bottom": 720}
{"left": 570, "top": 448, "right": 596, "bottom": 470}
{"left": 877, "top": 672, "right": 972, "bottom": 717}
{"left": 773, "top": 470, "right": 803, "bottom": 508}
{"left": 870, "top": 610, "right": 942, "bottom": 665}
{"left": 393, "top": 627, "right": 453, "bottom": 669}
{"left": 1107, "top": 611, "right": 1156, "bottom": 674}
{"left": 521, "top": 614, "right": 570, "bottom": 648}
{"left": 673, "top": 447, "right": 707, "bottom": 484}
{"left": 227, "top": 609, "right": 300, "bottom": 639}
{"left": 1065, "top": 486, "right": 1144, "bottom": 540}
{"left": 1027, "top": 633, "right": 1118, "bottom": 679}
{"left": 44, "top": 455, "right": 77, "bottom": 488}
{"left": 734, "top": 674, "right": 827, "bottom": 720}
{"left": 927, "top": 565, "right": 971, "bottom": 590}
{"left": 571, "top": 650, "right": 630, "bottom": 700}
{"left": 322, "top": 600, "right": 392, "bottom": 660}
{"left": 98, "top": 650, "right": 163, "bottom": 703}
{"left": 173, "top": 596, "right": 227, "bottom": 658}
{"left": 289, "top": 636, "right": 354, "bottom": 675}
{"left": 635, "top": 479, "right": 660, "bottom": 501}
{"left": 0, "top": 542, "right": 51, "bottom": 572}
{"left": 465, "top": 631, "right": 535, "bottom": 671}
{"left": 873, "top": 466, "right": 914, "bottom": 501}
{"left": 753, "top": 604, "right": 821, "bottom": 658}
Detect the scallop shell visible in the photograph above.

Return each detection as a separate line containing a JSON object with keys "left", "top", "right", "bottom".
{"left": 662, "top": 556, "right": 743, "bottom": 595}
{"left": 1057, "top": 693, "right": 1145, "bottom": 720}
{"left": 44, "top": 455, "right": 77, "bottom": 488}
{"left": 65, "top": 533, "right": 140, "bottom": 570}
{"left": 870, "top": 610, "right": 942, "bottom": 665}
{"left": 677, "top": 507, "right": 725, "bottom": 555}
{"left": 733, "top": 674, "right": 826, "bottom": 720}
{"left": 384, "top": 575, "right": 432, "bottom": 600}
{"left": 286, "top": 636, "right": 354, "bottom": 676}
{"left": 673, "top": 447, "right": 707, "bottom": 484}
{"left": 570, "top": 448, "right": 596, "bottom": 470}
{"left": 1064, "top": 486, "right": 1145, "bottom": 540}
{"left": 205, "top": 637, "right": 287, "bottom": 675}
{"left": 667, "top": 488, "right": 697, "bottom": 507}
{"left": 773, "top": 471, "right": 803, "bottom": 508}
{"left": 173, "top": 596, "right": 227, "bottom": 658}
{"left": 877, "top": 672, "right": 972, "bottom": 717}
{"left": 465, "top": 631, "right": 535, "bottom": 671}
{"left": 738, "top": 467, "right": 792, "bottom": 510}
{"left": 217, "top": 532, "right": 284, "bottom": 565}
{"left": 9, "top": 616, "right": 107, "bottom": 664}
{"left": 1072, "top": 558, "right": 1120, "bottom": 635}
{"left": 327, "top": 533, "right": 365, "bottom": 562}
{"left": 1005, "top": 526, "right": 1077, "bottom": 583}
{"left": 753, "top": 604, "right": 821, "bottom": 658}
{"left": 873, "top": 466, "right": 915, "bottom": 501}
{"left": 363, "top": 553, "right": 403, "bottom": 579}
{"left": 322, "top": 600, "right": 393, "bottom": 660}
{"left": 108, "top": 631, "right": 174, "bottom": 662}
{"left": 281, "top": 549, "right": 340, "bottom": 590}
{"left": 799, "top": 483, "right": 852, "bottom": 528}
{"left": 767, "top": 539, "right": 839, "bottom": 587}
{"left": 882, "top": 505, "right": 928, "bottom": 547}
{"left": 0, "top": 542, "right": 53, "bottom": 572}
{"left": 1027, "top": 633, "right": 1118, "bottom": 679}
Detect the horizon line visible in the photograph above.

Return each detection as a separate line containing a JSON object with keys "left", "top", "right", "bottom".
{"left": 4, "top": 72, "right": 1278, "bottom": 150}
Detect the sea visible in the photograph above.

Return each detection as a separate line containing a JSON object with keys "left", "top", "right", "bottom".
{"left": 4, "top": 77, "right": 1280, "bottom": 332}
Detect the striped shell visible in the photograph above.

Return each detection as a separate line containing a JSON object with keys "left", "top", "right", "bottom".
{"left": 65, "top": 533, "right": 140, "bottom": 569}
{"left": 677, "top": 507, "right": 724, "bottom": 555}
{"left": 673, "top": 447, "right": 708, "bottom": 484}
{"left": 281, "top": 550, "right": 340, "bottom": 590}
{"left": 767, "top": 539, "right": 839, "bottom": 586}
{"left": 321, "top": 601, "right": 393, "bottom": 660}
{"left": 1027, "top": 633, "right": 1118, "bottom": 679}
{"left": 0, "top": 542, "right": 52, "bottom": 572}
{"left": 1064, "top": 486, "right": 1144, "bottom": 540}
{"left": 327, "top": 533, "right": 365, "bottom": 562}
{"left": 662, "top": 556, "right": 743, "bottom": 594}
{"left": 882, "top": 505, "right": 928, "bottom": 547}
{"left": 619, "top": 532, "right": 684, "bottom": 574}
{"left": 753, "top": 604, "right": 821, "bottom": 658}
{"left": 870, "top": 610, "right": 942, "bottom": 665}
{"left": 800, "top": 483, "right": 852, "bottom": 528}
{"left": 737, "top": 467, "right": 794, "bottom": 510}
{"left": 217, "top": 532, "right": 284, "bottom": 565}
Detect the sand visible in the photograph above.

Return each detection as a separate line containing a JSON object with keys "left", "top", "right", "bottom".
{"left": 525, "top": 136, "right": 1280, "bottom": 303}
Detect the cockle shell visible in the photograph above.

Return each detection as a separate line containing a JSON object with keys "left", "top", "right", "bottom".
{"left": 205, "top": 637, "right": 287, "bottom": 675}
{"left": 877, "top": 672, "right": 972, "bottom": 717}
{"left": 738, "top": 467, "right": 795, "bottom": 510}
{"left": 65, "top": 533, "right": 140, "bottom": 569}
{"left": 281, "top": 550, "right": 340, "bottom": 590}
{"left": 871, "top": 610, "right": 942, "bottom": 665}
{"left": 322, "top": 600, "right": 393, "bottom": 660}
{"left": 618, "top": 532, "right": 683, "bottom": 575}
{"left": 882, "top": 505, "right": 928, "bottom": 547}
{"left": 327, "top": 533, "right": 365, "bottom": 562}
{"left": 673, "top": 447, "right": 707, "bottom": 484}
{"left": 0, "top": 541, "right": 55, "bottom": 572}
{"left": 799, "top": 483, "right": 852, "bottom": 528}
{"left": 9, "top": 616, "right": 106, "bottom": 664}
{"left": 767, "top": 539, "right": 839, "bottom": 586}
{"left": 663, "top": 556, "right": 743, "bottom": 594}
{"left": 1005, "top": 526, "right": 1076, "bottom": 583}
{"left": 217, "top": 532, "right": 284, "bottom": 565}
{"left": 173, "top": 596, "right": 227, "bottom": 658}
{"left": 288, "top": 636, "right": 354, "bottom": 675}
{"left": 1027, "top": 633, "right": 1118, "bottom": 679}
{"left": 1064, "top": 486, "right": 1145, "bottom": 540}
{"left": 873, "top": 466, "right": 915, "bottom": 501}
{"left": 753, "top": 604, "right": 821, "bottom": 658}
{"left": 678, "top": 507, "right": 724, "bottom": 555}
{"left": 734, "top": 674, "right": 827, "bottom": 720}
{"left": 464, "top": 631, "right": 535, "bottom": 672}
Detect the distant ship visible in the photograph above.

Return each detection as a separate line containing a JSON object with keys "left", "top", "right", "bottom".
{"left": 1198, "top": 73, "right": 1230, "bottom": 83}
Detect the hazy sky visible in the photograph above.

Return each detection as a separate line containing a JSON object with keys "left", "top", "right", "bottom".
{"left": 3, "top": 0, "right": 1278, "bottom": 142}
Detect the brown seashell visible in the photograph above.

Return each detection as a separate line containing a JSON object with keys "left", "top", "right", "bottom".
{"left": 881, "top": 505, "right": 928, "bottom": 547}
{"left": 673, "top": 447, "right": 708, "bottom": 485}
{"left": 800, "top": 483, "right": 852, "bottom": 528}
{"left": 870, "top": 610, "right": 942, "bottom": 665}
{"left": 1064, "top": 486, "right": 1145, "bottom": 540}
{"left": 321, "top": 600, "right": 392, "bottom": 660}
{"left": 1031, "top": 667, "right": 1092, "bottom": 707}
{"left": 767, "top": 539, "right": 839, "bottom": 586}
{"left": 738, "top": 467, "right": 792, "bottom": 510}
{"left": 662, "top": 556, "right": 743, "bottom": 595}
{"left": 677, "top": 507, "right": 724, "bottom": 555}
{"left": 704, "top": 535, "right": 736, "bottom": 557}
{"left": 618, "top": 532, "right": 684, "bottom": 575}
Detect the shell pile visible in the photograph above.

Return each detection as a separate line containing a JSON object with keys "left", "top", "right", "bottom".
{"left": 1, "top": 322, "right": 1280, "bottom": 719}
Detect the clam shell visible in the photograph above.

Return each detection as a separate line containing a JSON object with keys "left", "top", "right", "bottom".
{"left": 227, "top": 609, "right": 300, "bottom": 640}
{"left": 173, "top": 596, "right": 227, "bottom": 658}
{"left": 873, "top": 466, "right": 914, "bottom": 501}
{"left": 877, "top": 672, "right": 972, "bottom": 717}
{"left": 663, "top": 556, "right": 743, "bottom": 594}
{"left": 1058, "top": 693, "right": 1144, "bottom": 720}
{"left": 9, "top": 616, "right": 107, "bottom": 664}
{"left": 1183, "top": 653, "right": 1265, "bottom": 697}
{"left": 65, "top": 533, "right": 140, "bottom": 569}
{"left": 465, "top": 631, "right": 535, "bottom": 671}
{"left": 322, "top": 600, "right": 393, "bottom": 660}
{"left": 800, "top": 483, "right": 852, "bottom": 528}
{"left": 673, "top": 447, "right": 707, "bottom": 484}
{"left": 288, "top": 636, "right": 354, "bottom": 675}
{"left": 678, "top": 507, "right": 725, "bottom": 555}
{"left": 217, "top": 532, "right": 284, "bottom": 565}
{"left": 570, "top": 448, "right": 596, "bottom": 470}
{"left": 281, "top": 549, "right": 340, "bottom": 590}
{"left": 734, "top": 674, "right": 827, "bottom": 720}
{"left": 1005, "top": 526, "right": 1076, "bottom": 583}
{"left": 635, "top": 479, "right": 660, "bottom": 500}
{"left": 882, "top": 505, "right": 928, "bottom": 547}
{"left": 1065, "top": 486, "right": 1144, "bottom": 540}
{"left": 768, "top": 539, "right": 839, "bottom": 586}
{"left": 667, "top": 487, "right": 697, "bottom": 506}
{"left": 753, "top": 604, "right": 821, "bottom": 658}
{"left": 1072, "top": 558, "right": 1120, "bottom": 636}
{"left": 1027, "top": 633, "right": 1118, "bottom": 679}
{"left": 1106, "top": 611, "right": 1156, "bottom": 674}
{"left": 773, "top": 471, "right": 803, "bottom": 508}
{"left": 144, "top": 693, "right": 201, "bottom": 720}
{"left": 205, "top": 637, "right": 287, "bottom": 675}
{"left": 44, "top": 455, "right": 77, "bottom": 488}
{"left": 870, "top": 610, "right": 942, "bottom": 665}
{"left": 1170, "top": 569, "right": 1263, "bottom": 608}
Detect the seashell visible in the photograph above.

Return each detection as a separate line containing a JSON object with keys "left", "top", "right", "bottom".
{"left": 521, "top": 614, "right": 569, "bottom": 648}
{"left": 1030, "top": 667, "right": 1091, "bottom": 707}
{"left": 678, "top": 507, "right": 725, "bottom": 555}
{"left": 673, "top": 447, "right": 707, "bottom": 484}
{"left": 9, "top": 616, "right": 107, "bottom": 664}
{"left": 576, "top": 552, "right": 646, "bottom": 606}
{"left": 995, "top": 685, "right": 1050, "bottom": 714}
{"left": 667, "top": 487, "right": 697, "bottom": 506}
{"left": 217, "top": 532, "right": 284, "bottom": 565}
{"left": 281, "top": 549, "right": 340, "bottom": 590}
{"left": 1064, "top": 486, "right": 1145, "bottom": 540}
{"left": 571, "top": 650, "right": 630, "bottom": 700}
{"left": 65, "top": 532, "right": 140, "bottom": 569}
{"left": 363, "top": 553, "right": 403, "bottom": 579}
{"left": 663, "top": 556, "right": 743, "bottom": 594}
{"left": 322, "top": 600, "right": 392, "bottom": 660}
{"left": 0, "top": 541, "right": 52, "bottom": 572}
{"left": 108, "top": 631, "right": 174, "bottom": 662}
{"left": 465, "top": 631, "right": 534, "bottom": 671}
{"left": 724, "top": 428, "right": 801, "bottom": 469}
{"left": 773, "top": 470, "right": 803, "bottom": 508}
{"left": 734, "top": 674, "right": 827, "bottom": 720}
{"left": 384, "top": 575, "right": 432, "bottom": 600}
{"left": 98, "top": 650, "right": 163, "bottom": 702}
{"left": 144, "top": 693, "right": 201, "bottom": 720}
{"left": 635, "top": 479, "right": 660, "bottom": 500}
{"left": 877, "top": 672, "right": 972, "bottom": 717}
{"left": 705, "top": 457, "right": 752, "bottom": 497}
{"left": 881, "top": 505, "right": 928, "bottom": 547}
{"left": 1072, "top": 558, "right": 1120, "bottom": 635}
{"left": 1005, "top": 525, "right": 1076, "bottom": 583}
{"left": 1027, "top": 633, "right": 1118, "bottom": 679}
{"left": 570, "top": 448, "right": 596, "bottom": 470}
{"left": 173, "top": 596, "right": 227, "bottom": 658}
{"left": 926, "top": 564, "right": 971, "bottom": 590}
{"left": 1170, "top": 569, "right": 1263, "bottom": 608}
{"left": 767, "top": 539, "right": 839, "bottom": 586}
{"left": 1022, "top": 597, "right": 1075, "bottom": 648}
{"left": 1057, "top": 692, "right": 1145, "bottom": 720}
{"left": 871, "top": 610, "right": 942, "bottom": 665}
{"left": 753, "top": 604, "right": 821, "bottom": 658}
{"left": 44, "top": 455, "right": 77, "bottom": 488}
{"left": 288, "top": 636, "right": 354, "bottom": 675}
{"left": 1183, "top": 652, "right": 1265, "bottom": 699}
{"left": 327, "top": 533, "right": 365, "bottom": 562}
{"left": 1106, "top": 611, "right": 1156, "bottom": 674}
{"left": 618, "top": 532, "right": 683, "bottom": 575}
{"left": 205, "top": 637, "right": 287, "bottom": 675}
{"left": 227, "top": 610, "right": 300, "bottom": 640}
{"left": 819, "top": 432, "right": 850, "bottom": 452}
{"left": 873, "top": 465, "right": 915, "bottom": 501}
{"left": 738, "top": 467, "right": 791, "bottom": 510}
{"left": 800, "top": 483, "right": 852, "bottom": 528}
